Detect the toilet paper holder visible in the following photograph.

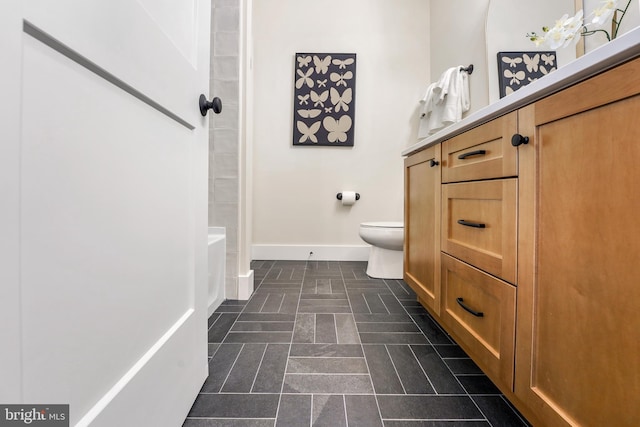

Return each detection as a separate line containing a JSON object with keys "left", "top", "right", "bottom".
{"left": 336, "top": 192, "right": 360, "bottom": 201}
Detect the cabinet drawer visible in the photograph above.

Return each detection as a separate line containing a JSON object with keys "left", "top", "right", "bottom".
{"left": 441, "top": 254, "right": 515, "bottom": 391}
{"left": 442, "top": 179, "right": 517, "bottom": 284}
{"left": 442, "top": 111, "right": 517, "bottom": 183}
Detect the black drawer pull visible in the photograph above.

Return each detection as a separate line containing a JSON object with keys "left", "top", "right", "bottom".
{"left": 458, "top": 149, "right": 486, "bottom": 160}
{"left": 456, "top": 297, "right": 484, "bottom": 317}
{"left": 457, "top": 219, "right": 486, "bottom": 228}
{"left": 430, "top": 159, "right": 439, "bottom": 167}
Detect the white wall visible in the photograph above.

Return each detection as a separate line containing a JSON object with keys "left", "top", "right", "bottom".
{"left": 251, "top": 0, "right": 430, "bottom": 260}
{"left": 429, "top": 0, "right": 490, "bottom": 115}
{"left": 583, "top": 0, "right": 640, "bottom": 51}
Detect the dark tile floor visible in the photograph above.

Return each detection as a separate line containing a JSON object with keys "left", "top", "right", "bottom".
{"left": 183, "top": 260, "right": 530, "bottom": 427}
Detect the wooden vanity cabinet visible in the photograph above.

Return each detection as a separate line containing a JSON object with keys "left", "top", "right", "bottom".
{"left": 514, "top": 57, "right": 640, "bottom": 427}
{"left": 404, "top": 57, "right": 640, "bottom": 426}
{"left": 404, "top": 145, "right": 441, "bottom": 314}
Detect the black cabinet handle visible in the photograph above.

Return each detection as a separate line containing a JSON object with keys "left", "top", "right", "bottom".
{"left": 511, "top": 134, "right": 529, "bottom": 147}
{"left": 457, "top": 219, "right": 486, "bottom": 228}
{"left": 430, "top": 159, "right": 439, "bottom": 167}
{"left": 456, "top": 297, "right": 484, "bottom": 317}
{"left": 458, "top": 150, "right": 486, "bottom": 160}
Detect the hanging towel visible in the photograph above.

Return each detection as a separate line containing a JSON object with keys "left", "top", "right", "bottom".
{"left": 418, "top": 66, "right": 470, "bottom": 139}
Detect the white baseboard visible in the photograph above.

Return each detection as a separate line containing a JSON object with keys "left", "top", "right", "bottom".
{"left": 238, "top": 270, "right": 254, "bottom": 300}
{"left": 252, "top": 244, "right": 370, "bottom": 261}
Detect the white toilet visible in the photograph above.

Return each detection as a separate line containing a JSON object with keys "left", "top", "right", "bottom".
{"left": 359, "top": 221, "right": 404, "bottom": 279}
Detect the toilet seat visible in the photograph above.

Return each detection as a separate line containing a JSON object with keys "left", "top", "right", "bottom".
{"left": 360, "top": 221, "right": 403, "bottom": 228}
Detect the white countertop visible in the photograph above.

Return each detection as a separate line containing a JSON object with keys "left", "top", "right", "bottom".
{"left": 402, "top": 26, "right": 640, "bottom": 157}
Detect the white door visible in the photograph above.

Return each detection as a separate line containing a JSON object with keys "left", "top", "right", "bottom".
{"left": 0, "top": 1, "right": 211, "bottom": 425}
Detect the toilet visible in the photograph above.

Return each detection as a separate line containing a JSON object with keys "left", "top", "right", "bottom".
{"left": 359, "top": 221, "right": 404, "bottom": 279}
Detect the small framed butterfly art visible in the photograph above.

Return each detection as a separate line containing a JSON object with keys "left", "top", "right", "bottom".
{"left": 497, "top": 51, "right": 557, "bottom": 98}
{"left": 292, "top": 52, "right": 356, "bottom": 146}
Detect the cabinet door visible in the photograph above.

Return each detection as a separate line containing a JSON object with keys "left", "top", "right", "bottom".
{"left": 516, "top": 58, "right": 640, "bottom": 427}
{"left": 404, "top": 145, "right": 441, "bottom": 314}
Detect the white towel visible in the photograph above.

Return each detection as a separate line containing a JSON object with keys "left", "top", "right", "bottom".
{"left": 418, "top": 66, "right": 470, "bottom": 138}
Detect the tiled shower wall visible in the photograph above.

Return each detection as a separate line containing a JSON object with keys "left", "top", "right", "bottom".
{"left": 210, "top": 0, "right": 241, "bottom": 299}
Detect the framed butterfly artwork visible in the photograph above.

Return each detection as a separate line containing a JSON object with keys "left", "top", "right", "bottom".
{"left": 497, "top": 51, "right": 557, "bottom": 98}
{"left": 292, "top": 52, "right": 356, "bottom": 146}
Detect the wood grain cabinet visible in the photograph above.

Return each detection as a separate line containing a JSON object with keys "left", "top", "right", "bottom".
{"left": 514, "top": 57, "right": 640, "bottom": 427}
{"left": 404, "top": 57, "right": 640, "bottom": 426}
{"left": 404, "top": 145, "right": 441, "bottom": 314}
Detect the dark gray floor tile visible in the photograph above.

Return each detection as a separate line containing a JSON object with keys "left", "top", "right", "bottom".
{"left": 290, "top": 343, "right": 364, "bottom": 357}
{"left": 187, "top": 393, "right": 279, "bottom": 418}
{"left": 344, "top": 395, "right": 383, "bottom": 427}
{"left": 472, "top": 396, "right": 530, "bottom": 427}
{"left": 298, "top": 305, "right": 352, "bottom": 314}
{"left": 315, "top": 278, "right": 333, "bottom": 293}
{"left": 377, "top": 395, "right": 483, "bottom": 420}
{"left": 404, "top": 306, "right": 431, "bottom": 314}
{"left": 360, "top": 332, "right": 429, "bottom": 344}
{"left": 335, "top": 313, "right": 360, "bottom": 344}
{"left": 344, "top": 280, "right": 389, "bottom": 290}
{"left": 279, "top": 293, "right": 299, "bottom": 314}
{"left": 238, "top": 313, "right": 296, "bottom": 322}
{"left": 261, "top": 293, "right": 285, "bottom": 312}
{"left": 299, "top": 299, "right": 350, "bottom": 309}
{"left": 276, "top": 394, "right": 311, "bottom": 427}
{"left": 301, "top": 294, "right": 348, "bottom": 300}
{"left": 221, "top": 343, "right": 266, "bottom": 392}
{"left": 330, "top": 279, "right": 347, "bottom": 293}
{"left": 445, "top": 358, "right": 483, "bottom": 375}
{"left": 354, "top": 313, "right": 412, "bottom": 322}
{"left": 312, "top": 394, "right": 347, "bottom": 427}
{"left": 410, "top": 314, "right": 454, "bottom": 344}
{"left": 400, "top": 300, "right": 423, "bottom": 307}
{"left": 252, "top": 344, "right": 289, "bottom": 393}
{"left": 382, "top": 422, "right": 490, "bottom": 427}
{"left": 208, "top": 343, "right": 220, "bottom": 358}
{"left": 387, "top": 345, "right": 435, "bottom": 394}
{"left": 256, "top": 282, "right": 302, "bottom": 291}
{"left": 357, "top": 322, "right": 420, "bottom": 333}
{"left": 208, "top": 312, "right": 221, "bottom": 328}
{"left": 410, "top": 345, "right": 465, "bottom": 394}
{"left": 214, "top": 305, "right": 245, "bottom": 313}
{"left": 433, "top": 344, "right": 469, "bottom": 358}
{"left": 315, "top": 313, "right": 337, "bottom": 343}
{"left": 457, "top": 375, "right": 502, "bottom": 395}
{"left": 282, "top": 374, "right": 373, "bottom": 393}
{"left": 231, "top": 321, "right": 294, "bottom": 332}
{"left": 223, "top": 331, "right": 292, "bottom": 344}
{"left": 293, "top": 313, "right": 315, "bottom": 343}
{"left": 183, "top": 419, "right": 276, "bottom": 427}
{"left": 243, "top": 293, "right": 269, "bottom": 312}
{"left": 364, "top": 293, "right": 390, "bottom": 313}
{"left": 208, "top": 312, "right": 240, "bottom": 343}
{"left": 349, "top": 293, "right": 370, "bottom": 313}
{"left": 287, "top": 357, "right": 368, "bottom": 374}
{"left": 362, "top": 345, "right": 404, "bottom": 394}
{"left": 202, "top": 343, "right": 243, "bottom": 392}
{"left": 384, "top": 279, "right": 417, "bottom": 300}
{"left": 379, "top": 294, "right": 407, "bottom": 313}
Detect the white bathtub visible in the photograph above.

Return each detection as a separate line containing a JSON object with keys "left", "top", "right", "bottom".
{"left": 207, "top": 227, "right": 226, "bottom": 316}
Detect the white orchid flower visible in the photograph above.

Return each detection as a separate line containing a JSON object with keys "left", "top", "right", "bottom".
{"left": 590, "top": 0, "right": 619, "bottom": 26}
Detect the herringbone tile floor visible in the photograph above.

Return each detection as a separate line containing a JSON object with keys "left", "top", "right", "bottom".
{"left": 183, "top": 260, "right": 529, "bottom": 426}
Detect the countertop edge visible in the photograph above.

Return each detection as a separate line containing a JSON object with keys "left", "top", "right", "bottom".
{"left": 401, "top": 27, "right": 640, "bottom": 157}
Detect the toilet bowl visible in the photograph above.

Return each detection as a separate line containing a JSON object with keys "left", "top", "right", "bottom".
{"left": 359, "top": 221, "right": 404, "bottom": 279}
